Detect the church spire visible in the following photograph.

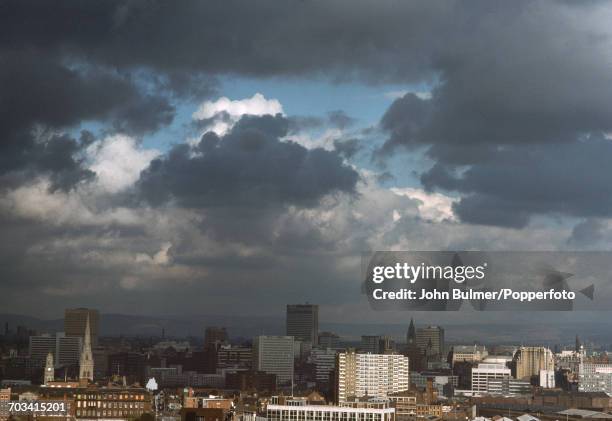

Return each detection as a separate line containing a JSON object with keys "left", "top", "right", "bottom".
{"left": 407, "top": 318, "right": 416, "bottom": 345}
{"left": 79, "top": 315, "right": 94, "bottom": 383}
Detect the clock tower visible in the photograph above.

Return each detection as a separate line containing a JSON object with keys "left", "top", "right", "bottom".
{"left": 44, "top": 352, "right": 54, "bottom": 385}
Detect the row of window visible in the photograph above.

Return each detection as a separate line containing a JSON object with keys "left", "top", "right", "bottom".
{"left": 268, "top": 411, "right": 386, "bottom": 421}
{"left": 268, "top": 415, "right": 390, "bottom": 421}
{"left": 76, "top": 394, "right": 145, "bottom": 400}
{"left": 77, "top": 401, "right": 145, "bottom": 409}
{"left": 76, "top": 409, "right": 144, "bottom": 417}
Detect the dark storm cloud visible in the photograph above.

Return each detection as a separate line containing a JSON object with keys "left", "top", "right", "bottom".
{"left": 374, "top": 2, "right": 612, "bottom": 227}
{"left": 138, "top": 114, "right": 359, "bottom": 209}
{"left": 382, "top": 94, "right": 612, "bottom": 228}
{"left": 0, "top": 50, "right": 175, "bottom": 189}
{"left": 32, "top": 134, "right": 96, "bottom": 192}
{"left": 0, "top": 0, "right": 447, "bottom": 82}
{"left": 7, "top": 0, "right": 611, "bottom": 211}
{"left": 417, "top": 136, "right": 612, "bottom": 228}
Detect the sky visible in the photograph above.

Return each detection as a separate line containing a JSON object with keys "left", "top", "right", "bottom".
{"left": 2, "top": 0, "right": 612, "bottom": 326}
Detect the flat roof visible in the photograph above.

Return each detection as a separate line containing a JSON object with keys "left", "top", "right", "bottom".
{"left": 267, "top": 405, "right": 395, "bottom": 414}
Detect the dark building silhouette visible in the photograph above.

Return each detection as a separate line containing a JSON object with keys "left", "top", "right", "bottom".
{"left": 65, "top": 308, "right": 99, "bottom": 346}
{"left": 204, "top": 327, "right": 228, "bottom": 349}
{"left": 225, "top": 370, "right": 277, "bottom": 392}
{"left": 286, "top": 304, "right": 319, "bottom": 345}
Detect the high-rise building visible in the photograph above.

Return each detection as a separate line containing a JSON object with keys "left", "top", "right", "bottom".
{"left": 252, "top": 336, "right": 294, "bottom": 385}
{"left": 513, "top": 347, "right": 554, "bottom": 380}
{"left": 336, "top": 351, "right": 410, "bottom": 402}
{"left": 65, "top": 308, "right": 99, "bottom": 346}
{"left": 79, "top": 315, "right": 94, "bottom": 382}
{"left": 29, "top": 333, "right": 82, "bottom": 368}
{"left": 416, "top": 326, "right": 444, "bottom": 358}
{"left": 310, "top": 348, "right": 338, "bottom": 388}
{"left": 471, "top": 363, "right": 511, "bottom": 393}
{"left": 579, "top": 360, "right": 612, "bottom": 395}
{"left": 204, "top": 327, "right": 228, "bottom": 348}
{"left": 287, "top": 304, "right": 319, "bottom": 345}
{"left": 57, "top": 334, "right": 83, "bottom": 367}
{"left": 29, "top": 335, "right": 57, "bottom": 367}
{"left": 93, "top": 346, "right": 109, "bottom": 380}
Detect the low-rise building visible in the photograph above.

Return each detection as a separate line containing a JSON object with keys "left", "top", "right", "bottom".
{"left": 267, "top": 404, "right": 395, "bottom": 421}
{"left": 74, "top": 387, "right": 151, "bottom": 419}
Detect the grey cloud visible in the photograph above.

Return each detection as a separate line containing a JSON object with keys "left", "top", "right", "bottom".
{"left": 418, "top": 137, "right": 612, "bottom": 228}
{"left": 374, "top": 2, "right": 612, "bottom": 227}
{"left": 33, "top": 134, "right": 96, "bottom": 192}
{"left": 0, "top": 50, "right": 176, "bottom": 189}
{"left": 327, "top": 111, "right": 355, "bottom": 130}
{"left": 568, "top": 219, "right": 607, "bottom": 248}
{"left": 333, "top": 138, "right": 361, "bottom": 159}
{"left": 287, "top": 110, "right": 355, "bottom": 134}
{"left": 0, "top": 0, "right": 448, "bottom": 83}
{"left": 138, "top": 114, "right": 359, "bottom": 209}
{"left": 8, "top": 1, "right": 611, "bottom": 208}
{"left": 287, "top": 116, "right": 326, "bottom": 133}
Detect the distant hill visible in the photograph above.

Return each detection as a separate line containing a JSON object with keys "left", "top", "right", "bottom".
{"left": 1, "top": 313, "right": 610, "bottom": 346}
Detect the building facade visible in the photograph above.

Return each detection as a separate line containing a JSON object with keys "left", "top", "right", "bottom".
{"left": 65, "top": 308, "right": 99, "bottom": 346}
{"left": 253, "top": 336, "right": 294, "bottom": 385}
{"left": 286, "top": 304, "right": 319, "bottom": 345}
{"left": 513, "top": 347, "right": 554, "bottom": 380}
{"left": 75, "top": 387, "right": 150, "bottom": 419}
{"left": 415, "top": 326, "right": 444, "bottom": 358}
{"left": 267, "top": 404, "right": 395, "bottom": 421}
{"left": 471, "top": 363, "right": 511, "bottom": 394}
{"left": 310, "top": 348, "right": 338, "bottom": 388}
{"left": 452, "top": 345, "right": 488, "bottom": 365}
{"left": 29, "top": 333, "right": 82, "bottom": 368}
{"left": 0, "top": 388, "right": 10, "bottom": 421}
{"left": 204, "top": 327, "right": 228, "bottom": 348}
{"left": 336, "top": 352, "right": 410, "bottom": 402}
{"left": 217, "top": 345, "right": 252, "bottom": 369}
{"left": 579, "top": 361, "right": 612, "bottom": 395}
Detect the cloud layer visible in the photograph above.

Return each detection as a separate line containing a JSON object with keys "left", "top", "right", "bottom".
{"left": 2, "top": 0, "right": 612, "bottom": 319}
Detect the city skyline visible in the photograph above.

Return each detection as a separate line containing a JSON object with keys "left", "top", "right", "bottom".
{"left": 3, "top": 304, "right": 612, "bottom": 421}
